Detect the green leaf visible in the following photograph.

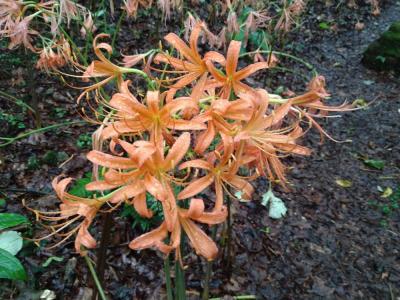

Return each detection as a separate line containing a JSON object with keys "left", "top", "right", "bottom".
{"left": 69, "top": 173, "right": 94, "bottom": 198}
{"left": 261, "top": 188, "right": 287, "bottom": 219}
{"left": 363, "top": 159, "right": 385, "bottom": 170}
{"left": 0, "top": 213, "right": 29, "bottom": 230}
{"left": 0, "top": 231, "right": 23, "bottom": 255}
{"left": 0, "top": 248, "right": 26, "bottom": 280}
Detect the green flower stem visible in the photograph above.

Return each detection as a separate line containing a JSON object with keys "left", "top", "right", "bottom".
{"left": 240, "top": 50, "right": 315, "bottom": 72}
{"left": 84, "top": 254, "right": 108, "bottom": 300}
{"left": 175, "top": 260, "right": 186, "bottom": 300}
{"left": 0, "top": 121, "right": 86, "bottom": 147}
{"left": 225, "top": 190, "right": 233, "bottom": 279}
{"left": 164, "top": 255, "right": 174, "bottom": 300}
{"left": 202, "top": 226, "right": 217, "bottom": 300}
{"left": 111, "top": 11, "right": 127, "bottom": 53}
{"left": 175, "top": 232, "right": 187, "bottom": 300}
{"left": 0, "top": 90, "right": 35, "bottom": 113}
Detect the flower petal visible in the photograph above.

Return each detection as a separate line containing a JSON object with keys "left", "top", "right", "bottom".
{"left": 177, "top": 174, "right": 214, "bottom": 200}
{"left": 164, "top": 132, "right": 190, "bottom": 170}
{"left": 133, "top": 192, "right": 153, "bottom": 218}
{"left": 110, "top": 181, "right": 145, "bottom": 203}
{"left": 129, "top": 222, "right": 172, "bottom": 254}
{"left": 226, "top": 40, "right": 241, "bottom": 76}
{"left": 87, "top": 151, "right": 136, "bottom": 169}
{"left": 180, "top": 217, "right": 218, "bottom": 260}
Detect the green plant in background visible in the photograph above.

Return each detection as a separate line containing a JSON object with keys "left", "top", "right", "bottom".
{"left": 69, "top": 173, "right": 96, "bottom": 198}
{"left": 0, "top": 111, "right": 26, "bottom": 130}
{"left": 27, "top": 154, "right": 40, "bottom": 171}
{"left": 0, "top": 213, "right": 30, "bottom": 281}
{"left": 76, "top": 133, "right": 92, "bottom": 149}
{"left": 369, "top": 185, "right": 400, "bottom": 226}
{"left": 121, "top": 194, "right": 164, "bottom": 232}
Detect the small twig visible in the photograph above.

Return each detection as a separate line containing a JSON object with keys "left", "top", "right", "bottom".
{"left": 0, "top": 188, "right": 50, "bottom": 195}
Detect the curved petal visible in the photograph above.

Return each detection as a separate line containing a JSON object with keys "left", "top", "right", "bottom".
{"left": 189, "top": 23, "right": 203, "bottom": 62}
{"left": 101, "top": 120, "right": 146, "bottom": 139}
{"left": 205, "top": 60, "right": 226, "bottom": 82}
{"left": 166, "top": 119, "right": 206, "bottom": 131}
{"left": 163, "top": 97, "right": 198, "bottom": 115}
{"left": 129, "top": 222, "right": 172, "bottom": 254}
{"left": 85, "top": 180, "right": 119, "bottom": 191}
{"left": 75, "top": 221, "right": 96, "bottom": 254}
{"left": 204, "top": 51, "right": 226, "bottom": 65}
{"left": 109, "top": 181, "right": 145, "bottom": 203}
{"left": 192, "top": 205, "right": 227, "bottom": 225}
{"left": 164, "top": 132, "right": 190, "bottom": 170}
{"left": 228, "top": 176, "right": 254, "bottom": 200}
{"left": 52, "top": 176, "right": 72, "bottom": 199}
{"left": 144, "top": 174, "right": 167, "bottom": 202}
{"left": 194, "top": 122, "right": 215, "bottom": 154}
{"left": 87, "top": 151, "right": 136, "bottom": 169}
{"left": 263, "top": 99, "right": 293, "bottom": 128}
{"left": 177, "top": 174, "right": 214, "bottom": 200}
{"left": 133, "top": 192, "right": 153, "bottom": 218}
{"left": 179, "top": 159, "right": 211, "bottom": 171}
{"left": 185, "top": 198, "right": 205, "bottom": 219}
{"left": 179, "top": 217, "right": 218, "bottom": 260}
{"left": 234, "top": 62, "right": 270, "bottom": 81}
{"left": 109, "top": 93, "right": 140, "bottom": 115}
{"left": 164, "top": 33, "right": 197, "bottom": 63}
{"left": 226, "top": 40, "right": 241, "bottom": 76}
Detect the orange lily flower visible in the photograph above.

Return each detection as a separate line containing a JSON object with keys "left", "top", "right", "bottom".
{"left": 178, "top": 135, "right": 254, "bottom": 211}
{"left": 286, "top": 76, "right": 353, "bottom": 141}
{"left": 78, "top": 34, "right": 129, "bottom": 102}
{"left": 87, "top": 133, "right": 192, "bottom": 231}
{"left": 233, "top": 89, "right": 311, "bottom": 184}
{"left": 193, "top": 95, "right": 254, "bottom": 154}
{"left": 129, "top": 198, "right": 227, "bottom": 261}
{"left": 26, "top": 176, "right": 113, "bottom": 255}
{"left": 205, "top": 40, "right": 271, "bottom": 98}
{"left": 154, "top": 22, "right": 225, "bottom": 101}
{"left": 101, "top": 89, "right": 206, "bottom": 147}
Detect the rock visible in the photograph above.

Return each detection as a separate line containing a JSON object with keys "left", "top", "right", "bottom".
{"left": 362, "top": 22, "right": 400, "bottom": 71}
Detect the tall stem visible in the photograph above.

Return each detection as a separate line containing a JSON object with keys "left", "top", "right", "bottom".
{"left": 225, "top": 192, "right": 233, "bottom": 279}
{"left": 84, "top": 255, "right": 108, "bottom": 300}
{"left": 202, "top": 226, "right": 217, "bottom": 300}
{"left": 175, "top": 233, "right": 186, "bottom": 300}
{"left": 92, "top": 213, "right": 113, "bottom": 300}
{"left": 164, "top": 255, "right": 173, "bottom": 300}
{"left": 175, "top": 261, "right": 186, "bottom": 300}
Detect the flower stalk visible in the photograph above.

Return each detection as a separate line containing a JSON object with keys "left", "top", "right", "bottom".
{"left": 84, "top": 254, "right": 108, "bottom": 300}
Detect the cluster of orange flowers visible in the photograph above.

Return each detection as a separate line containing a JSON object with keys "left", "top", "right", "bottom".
{"left": 0, "top": 0, "right": 96, "bottom": 71}
{"left": 30, "top": 21, "right": 351, "bottom": 262}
